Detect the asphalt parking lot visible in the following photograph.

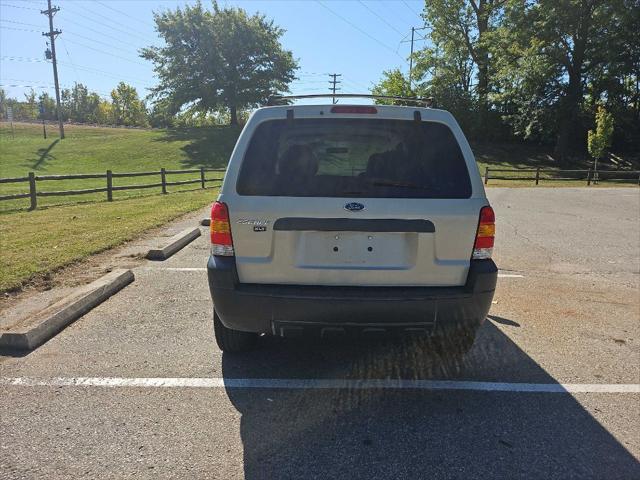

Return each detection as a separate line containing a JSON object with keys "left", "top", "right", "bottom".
{"left": 1, "top": 188, "right": 639, "bottom": 479}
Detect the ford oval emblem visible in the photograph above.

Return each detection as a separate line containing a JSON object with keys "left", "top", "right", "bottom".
{"left": 344, "top": 202, "right": 365, "bottom": 212}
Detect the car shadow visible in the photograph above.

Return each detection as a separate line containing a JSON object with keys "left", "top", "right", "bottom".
{"left": 221, "top": 319, "right": 639, "bottom": 479}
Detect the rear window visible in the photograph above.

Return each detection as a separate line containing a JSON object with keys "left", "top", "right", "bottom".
{"left": 236, "top": 118, "right": 472, "bottom": 198}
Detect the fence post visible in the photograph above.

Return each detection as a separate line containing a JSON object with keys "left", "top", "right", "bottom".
{"left": 484, "top": 167, "right": 489, "bottom": 185}
{"left": 535, "top": 167, "right": 540, "bottom": 185}
{"left": 587, "top": 168, "right": 591, "bottom": 186}
{"left": 200, "top": 167, "right": 205, "bottom": 189}
{"left": 106, "top": 170, "right": 113, "bottom": 201}
{"left": 161, "top": 168, "right": 167, "bottom": 194}
{"left": 28, "top": 172, "right": 37, "bottom": 210}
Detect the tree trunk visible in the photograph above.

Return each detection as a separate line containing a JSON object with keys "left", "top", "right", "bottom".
{"left": 476, "top": 52, "right": 489, "bottom": 137}
{"left": 229, "top": 105, "right": 238, "bottom": 126}
{"left": 554, "top": 3, "right": 590, "bottom": 165}
{"left": 554, "top": 69, "right": 582, "bottom": 165}
{"left": 475, "top": 0, "right": 490, "bottom": 138}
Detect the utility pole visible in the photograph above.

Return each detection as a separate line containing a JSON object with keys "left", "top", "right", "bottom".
{"left": 328, "top": 73, "right": 342, "bottom": 104}
{"left": 408, "top": 27, "right": 415, "bottom": 92}
{"left": 41, "top": 0, "right": 64, "bottom": 139}
{"left": 404, "top": 26, "right": 428, "bottom": 92}
{"left": 39, "top": 102, "right": 47, "bottom": 139}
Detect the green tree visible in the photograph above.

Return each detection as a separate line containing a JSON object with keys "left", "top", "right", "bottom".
{"left": 370, "top": 69, "right": 418, "bottom": 104}
{"left": 148, "top": 99, "right": 175, "bottom": 128}
{"left": 587, "top": 105, "right": 614, "bottom": 165}
{"left": 23, "top": 89, "right": 38, "bottom": 121}
{"left": 583, "top": 0, "right": 640, "bottom": 153}
{"left": 493, "top": 0, "right": 634, "bottom": 162}
{"left": 95, "top": 99, "right": 114, "bottom": 125}
{"left": 62, "top": 83, "right": 101, "bottom": 123}
{"left": 37, "top": 92, "right": 57, "bottom": 120}
{"left": 141, "top": 1, "right": 297, "bottom": 125}
{"left": 421, "top": 0, "right": 505, "bottom": 132}
{"left": 412, "top": 36, "right": 478, "bottom": 134}
{"left": 0, "top": 88, "right": 7, "bottom": 120}
{"left": 111, "top": 82, "right": 148, "bottom": 127}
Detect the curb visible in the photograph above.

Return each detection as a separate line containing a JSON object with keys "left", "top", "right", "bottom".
{"left": 146, "top": 227, "right": 201, "bottom": 260}
{"left": 200, "top": 218, "right": 211, "bottom": 226}
{"left": 0, "top": 269, "right": 134, "bottom": 351}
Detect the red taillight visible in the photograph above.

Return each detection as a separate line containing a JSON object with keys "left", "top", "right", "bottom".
{"left": 210, "top": 201, "right": 234, "bottom": 256}
{"left": 473, "top": 206, "right": 495, "bottom": 259}
{"left": 330, "top": 106, "right": 377, "bottom": 114}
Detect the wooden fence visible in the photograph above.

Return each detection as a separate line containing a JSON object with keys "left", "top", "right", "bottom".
{"left": 484, "top": 167, "right": 640, "bottom": 186}
{"left": 0, "top": 167, "right": 225, "bottom": 210}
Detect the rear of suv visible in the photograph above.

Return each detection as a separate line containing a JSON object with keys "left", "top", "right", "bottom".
{"left": 207, "top": 100, "right": 497, "bottom": 354}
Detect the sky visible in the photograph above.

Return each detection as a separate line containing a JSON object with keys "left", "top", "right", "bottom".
{"left": 0, "top": 0, "right": 428, "bottom": 106}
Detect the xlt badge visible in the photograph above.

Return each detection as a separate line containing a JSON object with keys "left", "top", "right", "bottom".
{"left": 237, "top": 218, "right": 270, "bottom": 226}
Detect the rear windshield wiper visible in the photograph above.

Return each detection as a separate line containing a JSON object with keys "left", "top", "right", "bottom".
{"left": 369, "top": 180, "right": 431, "bottom": 190}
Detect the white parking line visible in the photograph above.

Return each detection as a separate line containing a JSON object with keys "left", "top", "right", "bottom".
{"left": 1, "top": 377, "right": 637, "bottom": 393}
{"left": 152, "top": 267, "right": 206, "bottom": 272}
{"left": 146, "top": 268, "right": 524, "bottom": 278}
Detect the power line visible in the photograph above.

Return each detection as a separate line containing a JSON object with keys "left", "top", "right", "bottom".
{"left": 315, "top": 1, "right": 407, "bottom": 63}
{"left": 401, "top": 0, "right": 423, "bottom": 19}
{"left": 379, "top": 1, "right": 419, "bottom": 29}
{"left": 59, "top": 16, "right": 147, "bottom": 50}
{"left": 292, "top": 79, "right": 330, "bottom": 84}
{"left": 64, "top": 29, "right": 145, "bottom": 56}
{"left": 0, "top": 2, "right": 40, "bottom": 11}
{"left": 1, "top": 55, "right": 48, "bottom": 63}
{"left": 59, "top": 36, "right": 81, "bottom": 85}
{"left": 290, "top": 86, "right": 327, "bottom": 93}
{"left": 94, "top": 0, "right": 155, "bottom": 28}
{"left": 0, "top": 18, "right": 45, "bottom": 28}
{"left": 61, "top": 4, "right": 152, "bottom": 43}
{"left": 0, "top": 78, "right": 112, "bottom": 98}
{"left": 1, "top": 55, "right": 152, "bottom": 86}
{"left": 356, "top": 1, "right": 404, "bottom": 36}
{"left": 0, "top": 25, "right": 40, "bottom": 33}
{"left": 57, "top": 63, "right": 151, "bottom": 86}
{"left": 62, "top": 38, "right": 147, "bottom": 66}
{"left": 341, "top": 76, "right": 371, "bottom": 92}
{"left": 79, "top": 3, "right": 153, "bottom": 35}
{"left": 1, "top": 83, "right": 56, "bottom": 90}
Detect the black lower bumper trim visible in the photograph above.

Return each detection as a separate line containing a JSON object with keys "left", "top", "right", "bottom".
{"left": 207, "top": 257, "right": 497, "bottom": 334}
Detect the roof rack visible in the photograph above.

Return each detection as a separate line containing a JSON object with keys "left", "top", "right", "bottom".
{"left": 266, "top": 93, "right": 433, "bottom": 107}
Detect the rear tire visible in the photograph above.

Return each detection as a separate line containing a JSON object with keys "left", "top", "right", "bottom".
{"left": 213, "top": 310, "right": 258, "bottom": 352}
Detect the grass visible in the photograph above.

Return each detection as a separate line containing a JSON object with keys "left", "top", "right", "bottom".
{"left": 0, "top": 189, "right": 216, "bottom": 292}
{"left": 0, "top": 122, "right": 237, "bottom": 292}
{"left": 472, "top": 142, "right": 638, "bottom": 187}
{"left": 0, "top": 122, "right": 240, "bottom": 211}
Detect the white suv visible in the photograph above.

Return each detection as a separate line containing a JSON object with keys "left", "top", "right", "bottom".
{"left": 207, "top": 98, "right": 497, "bottom": 354}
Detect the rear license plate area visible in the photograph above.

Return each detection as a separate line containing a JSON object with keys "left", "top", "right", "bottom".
{"left": 294, "top": 231, "right": 416, "bottom": 269}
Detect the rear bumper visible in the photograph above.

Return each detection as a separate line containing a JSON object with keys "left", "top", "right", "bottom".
{"left": 207, "top": 256, "right": 497, "bottom": 335}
